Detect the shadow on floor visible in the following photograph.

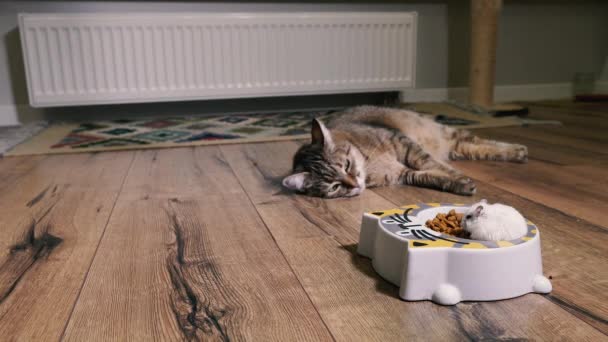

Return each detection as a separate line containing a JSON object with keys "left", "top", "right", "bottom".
{"left": 340, "top": 243, "right": 401, "bottom": 299}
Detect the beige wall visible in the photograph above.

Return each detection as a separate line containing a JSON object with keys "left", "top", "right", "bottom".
{"left": 0, "top": 1, "right": 606, "bottom": 124}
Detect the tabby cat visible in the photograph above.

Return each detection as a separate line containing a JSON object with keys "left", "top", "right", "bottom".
{"left": 283, "top": 106, "right": 527, "bottom": 198}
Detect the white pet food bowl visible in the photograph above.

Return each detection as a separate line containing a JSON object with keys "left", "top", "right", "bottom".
{"left": 357, "top": 203, "right": 552, "bottom": 305}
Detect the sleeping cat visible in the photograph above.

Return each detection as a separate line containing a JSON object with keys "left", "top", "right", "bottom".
{"left": 283, "top": 106, "right": 527, "bottom": 198}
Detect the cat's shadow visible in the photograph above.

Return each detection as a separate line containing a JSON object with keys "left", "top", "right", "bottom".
{"left": 340, "top": 244, "right": 401, "bottom": 299}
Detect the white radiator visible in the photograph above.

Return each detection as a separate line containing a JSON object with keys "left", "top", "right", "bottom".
{"left": 19, "top": 12, "right": 417, "bottom": 107}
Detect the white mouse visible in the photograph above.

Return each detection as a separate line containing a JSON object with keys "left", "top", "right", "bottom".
{"left": 461, "top": 199, "right": 527, "bottom": 241}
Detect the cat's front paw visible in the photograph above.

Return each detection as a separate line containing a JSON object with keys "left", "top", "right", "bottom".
{"left": 510, "top": 145, "right": 528, "bottom": 163}
{"left": 449, "top": 151, "right": 466, "bottom": 161}
{"left": 452, "top": 177, "right": 476, "bottom": 196}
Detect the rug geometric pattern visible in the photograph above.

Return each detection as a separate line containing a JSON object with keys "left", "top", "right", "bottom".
{"left": 51, "top": 133, "right": 104, "bottom": 148}
{"left": 50, "top": 110, "right": 335, "bottom": 151}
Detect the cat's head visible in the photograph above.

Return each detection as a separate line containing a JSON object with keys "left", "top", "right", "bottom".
{"left": 282, "top": 119, "right": 366, "bottom": 198}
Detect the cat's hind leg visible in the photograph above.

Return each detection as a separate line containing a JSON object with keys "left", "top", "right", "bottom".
{"left": 393, "top": 135, "right": 477, "bottom": 195}
{"left": 367, "top": 142, "right": 477, "bottom": 195}
{"left": 450, "top": 134, "right": 528, "bottom": 163}
{"left": 399, "top": 167, "right": 477, "bottom": 196}
{"left": 366, "top": 158, "right": 476, "bottom": 195}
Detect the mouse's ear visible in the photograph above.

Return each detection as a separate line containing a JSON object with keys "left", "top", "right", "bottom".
{"left": 480, "top": 199, "right": 488, "bottom": 203}
{"left": 474, "top": 205, "right": 484, "bottom": 217}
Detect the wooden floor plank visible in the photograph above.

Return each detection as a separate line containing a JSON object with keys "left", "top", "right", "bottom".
{"left": 0, "top": 155, "right": 47, "bottom": 192}
{"left": 453, "top": 160, "right": 608, "bottom": 229}
{"left": 221, "top": 141, "right": 606, "bottom": 341}
{"left": 525, "top": 105, "right": 608, "bottom": 129}
{"left": 0, "top": 152, "right": 134, "bottom": 341}
{"left": 562, "top": 163, "right": 608, "bottom": 183}
{"left": 373, "top": 181, "right": 608, "bottom": 334}
{"left": 62, "top": 147, "right": 333, "bottom": 341}
{"left": 485, "top": 126, "right": 608, "bottom": 155}
{"left": 539, "top": 125, "right": 608, "bottom": 144}
{"left": 474, "top": 128, "right": 608, "bottom": 166}
{"left": 524, "top": 100, "right": 608, "bottom": 121}
{"left": 521, "top": 100, "right": 608, "bottom": 118}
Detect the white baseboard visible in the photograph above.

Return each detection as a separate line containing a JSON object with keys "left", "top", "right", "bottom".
{"left": 400, "top": 82, "right": 574, "bottom": 103}
{"left": 0, "top": 105, "right": 45, "bottom": 127}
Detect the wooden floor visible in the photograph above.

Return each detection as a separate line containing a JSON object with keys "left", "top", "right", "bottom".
{"left": 0, "top": 100, "right": 606, "bottom": 341}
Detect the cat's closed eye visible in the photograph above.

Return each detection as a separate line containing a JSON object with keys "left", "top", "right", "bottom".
{"left": 330, "top": 183, "right": 341, "bottom": 192}
{"left": 345, "top": 159, "right": 351, "bottom": 171}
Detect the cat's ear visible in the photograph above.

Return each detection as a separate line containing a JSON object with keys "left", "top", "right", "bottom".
{"left": 282, "top": 172, "right": 310, "bottom": 192}
{"left": 474, "top": 205, "right": 484, "bottom": 217}
{"left": 311, "top": 119, "right": 334, "bottom": 149}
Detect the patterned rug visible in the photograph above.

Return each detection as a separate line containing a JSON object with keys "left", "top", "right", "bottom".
{"left": 6, "top": 110, "right": 332, "bottom": 156}
{"left": 6, "top": 104, "right": 556, "bottom": 156}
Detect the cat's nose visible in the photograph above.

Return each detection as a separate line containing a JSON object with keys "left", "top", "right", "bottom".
{"left": 342, "top": 175, "right": 358, "bottom": 188}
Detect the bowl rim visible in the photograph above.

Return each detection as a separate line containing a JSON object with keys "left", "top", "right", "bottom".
{"left": 368, "top": 202, "right": 537, "bottom": 249}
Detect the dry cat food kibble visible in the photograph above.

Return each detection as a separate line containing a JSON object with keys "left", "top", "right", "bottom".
{"left": 425, "top": 209, "right": 471, "bottom": 238}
